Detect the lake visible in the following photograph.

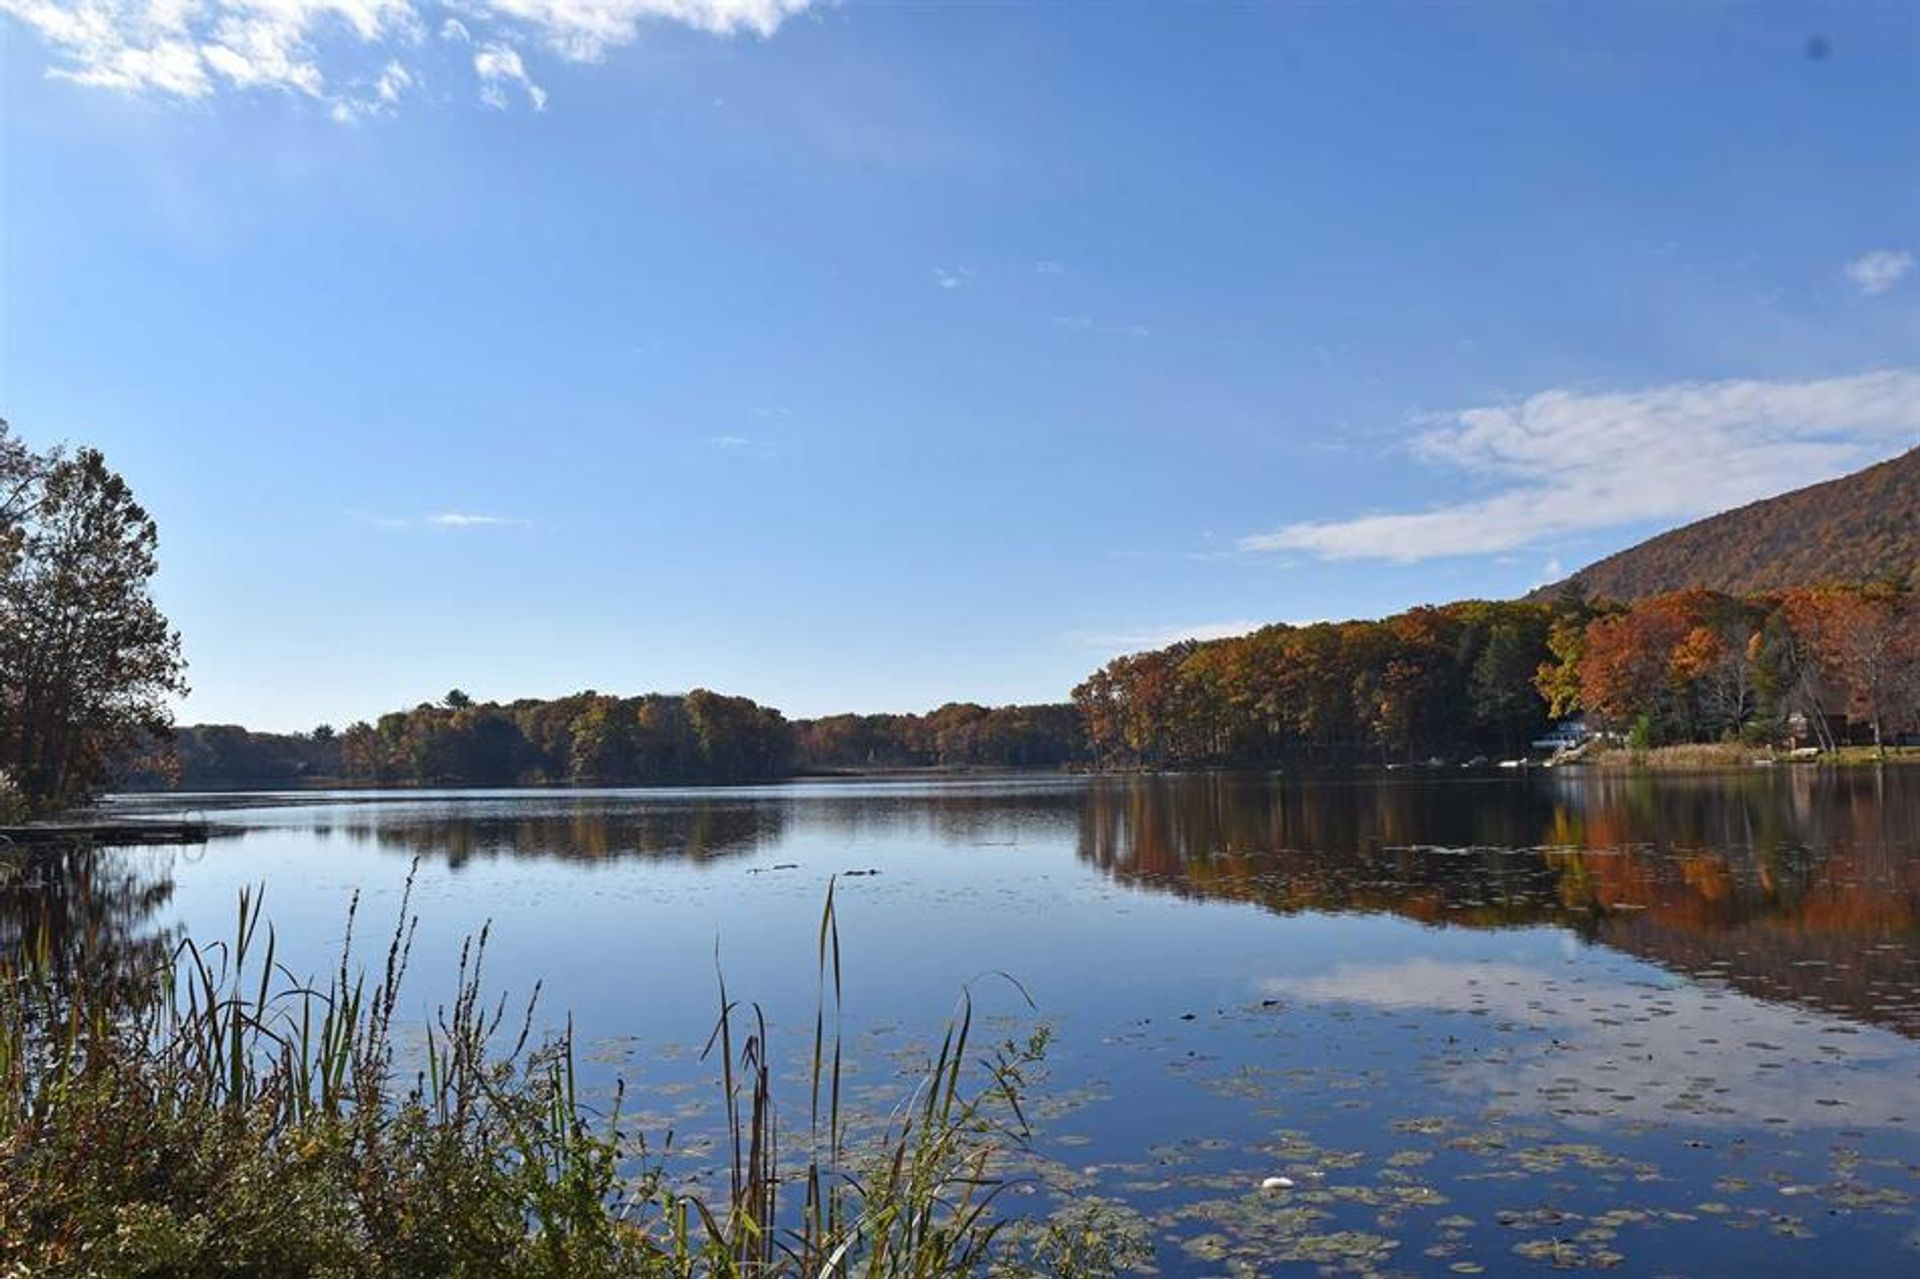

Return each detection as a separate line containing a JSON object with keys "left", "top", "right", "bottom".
{"left": 24, "top": 769, "right": 1920, "bottom": 1276}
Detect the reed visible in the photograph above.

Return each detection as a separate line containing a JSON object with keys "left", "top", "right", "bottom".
{"left": 0, "top": 860, "right": 1127, "bottom": 1278}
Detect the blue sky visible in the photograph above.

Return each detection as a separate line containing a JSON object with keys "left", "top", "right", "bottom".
{"left": 3, "top": 1, "right": 1917, "bottom": 731}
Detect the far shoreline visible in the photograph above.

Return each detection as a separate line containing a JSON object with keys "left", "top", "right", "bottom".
{"left": 103, "top": 745, "right": 1920, "bottom": 802}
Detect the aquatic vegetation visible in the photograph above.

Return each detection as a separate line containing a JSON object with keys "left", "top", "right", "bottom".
{"left": 0, "top": 871, "right": 1132, "bottom": 1278}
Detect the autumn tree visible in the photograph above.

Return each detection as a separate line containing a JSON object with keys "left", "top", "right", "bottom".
{"left": 0, "top": 429, "right": 188, "bottom": 814}
{"left": 1790, "top": 585, "right": 1920, "bottom": 755}
{"left": 568, "top": 696, "right": 636, "bottom": 782}
{"left": 340, "top": 721, "right": 386, "bottom": 779}
{"left": 1533, "top": 584, "right": 1603, "bottom": 721}
{"left": 1069, "top": 603, "right": 1557, "bottom": 767}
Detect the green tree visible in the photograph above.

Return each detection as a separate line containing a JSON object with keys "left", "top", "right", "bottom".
{"left": 1470, "top": 622, "right": 1544, "bottom": 753}
{"left": 0, "top": 432, "right": 188, "bottom": 813}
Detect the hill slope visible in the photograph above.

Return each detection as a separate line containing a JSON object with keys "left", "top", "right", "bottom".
{"left": 1529, "top": 447, "right": 1920, "bottom": 602}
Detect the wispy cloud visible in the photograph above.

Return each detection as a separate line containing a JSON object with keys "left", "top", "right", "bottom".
{"left": 474, "top": 41, "right": 544, "bottom": 110}
{"left": 1, "top": 0, "right": 814, "bottom": 116}
{"left": 1070, "top": 619, "right": 1275, "bottom": 652}
{"left": 328, "top": 57, "right": 412, "bottom": 121}
{"left": 1033, "top": 259, "right": 1063, "bottom": 276}
{"left": 931, "top": 265, "right": 972, "bottom": 291}
{"left": 352, "top": 510, "right": 528, "bottom": 528}
{"left": 706, "top": 434, "right": 778, "bottom": 460}
{"left": 1845, "top": 248, "right": 1914, "bottom": 295}
{"left": 427, "top": 511, "right": 528, "bottom": 527}
{"left": 1241, "top": 370, "right": 1920, "bottom": 564}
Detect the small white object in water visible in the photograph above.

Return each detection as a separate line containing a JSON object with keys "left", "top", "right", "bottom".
{"left": 1260, "top": 1176, "right": 1295, "bottom": 1190}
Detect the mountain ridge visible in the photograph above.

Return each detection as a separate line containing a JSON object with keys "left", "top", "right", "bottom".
{"left": 1527, "top": 447, "right": 1919, "bottom": 603}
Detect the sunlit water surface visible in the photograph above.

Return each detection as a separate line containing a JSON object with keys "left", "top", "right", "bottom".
{"left": 43, "top": 771, "right": 1920, "bottom": 1275}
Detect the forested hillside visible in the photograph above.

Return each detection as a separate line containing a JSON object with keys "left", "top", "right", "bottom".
{"left": 1071, "top": 583, "right": 1919, "bottom": 765}
{"left": 1531, "top": 447, "right": 1919, "bottom": 602}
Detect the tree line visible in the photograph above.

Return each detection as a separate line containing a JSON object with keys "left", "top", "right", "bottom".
{"left": 794, "top": 702, "right": 1085, "bottom": 770}
{"left": 1073, "top": 600, "right": 1555, "bottom": 767}
{"left": 1071, "top": 583, "right": 1920, "bottom": 767}
{"left": 1541, "top": 582, "right": 1919, "bottom": 752}
{"left": 123, "top": 694, "right": 1092, "bottom": 789}
{"left": 124, "top": 581, "right": 1919, "bottom": 792}
{"left": 149, "top": 690, "right": 797, "bottom": 788}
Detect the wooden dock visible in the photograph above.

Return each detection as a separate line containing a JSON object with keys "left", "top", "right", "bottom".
{"left": 0, "top": 819, "right": 213, "bottom": 847}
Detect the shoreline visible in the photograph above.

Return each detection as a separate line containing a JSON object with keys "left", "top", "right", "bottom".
{"left": 95, "top": 746, "right": 1920, "bottom": 803}
{"left": 1571, "top": 743, "right": 1920, "bottom": 772}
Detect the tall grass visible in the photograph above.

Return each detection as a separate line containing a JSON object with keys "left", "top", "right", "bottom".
{"left": 704, "top": 877, "right": 1053, "bottom": 1278}
{"left": 0, "top": 862, "right": 1126, "bottom": 1278}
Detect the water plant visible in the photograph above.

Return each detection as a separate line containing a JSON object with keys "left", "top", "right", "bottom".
{"left": 0, "top": 861, "right": 1123, "bottom": 1278}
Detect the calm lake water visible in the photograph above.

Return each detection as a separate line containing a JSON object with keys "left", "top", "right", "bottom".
{"left": 30, "top": 770, "right": 1920, "bottom": 1275}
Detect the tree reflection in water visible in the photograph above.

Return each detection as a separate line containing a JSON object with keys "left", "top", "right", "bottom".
{"left": 319, "top": 800, "right": 790, "bottom": 867}
{"left": 1, "top": 844, "right": 180, "bottom": 1036}
{"left": 1076, "top": 769, "right": 1920, "bottom": 1036}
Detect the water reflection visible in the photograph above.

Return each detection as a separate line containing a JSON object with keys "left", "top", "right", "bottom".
{"left": 318, "top": 799, "right": 790, "bottom": 867}
{"left": 1077, "top": 770, "right": 1920, "bottom": 1035}
{"left": 0, "top": 846, "right": 179, "bottom": 1015}
{"left": 98, "top": 772, "right": 1920, "bottom": 1042}
{"left": 153, "top": 781, "right": 1091, "bottom": 867}
{"left": 47, "top": 772, "right": 1920, "bottom": 1274}
{"left": 1264, "top": 956, "right": 1920, "bottom": 1130}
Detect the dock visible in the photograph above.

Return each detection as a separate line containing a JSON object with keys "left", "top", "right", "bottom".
{"left": 0, "top": 819, "right": 214, "bottom": 847}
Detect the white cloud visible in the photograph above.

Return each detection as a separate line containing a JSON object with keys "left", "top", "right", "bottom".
{"left": 1, "top": 0, "right": 814, "bottom": 115}
{"left": 349, "top": 509, "right": 530, "bottom": 528}
{"left": 1845, "top": 248, "right": 1914, "bottom": 295}
{"left": 82, "top": 36, "right": 214, "bottom": 94}
{"left": 426, "top": 511, "right": 527, "bottom": 527}
{"left": 481, "top": 0, "right": 811, "bottom": 61}
{"left": 474, "top": 39, "right": 542, "bottom": 109}
{"left": 328, "top": 55, "right": 410, "bottom": 119}
{"left": 374, "top": 56, "right": 408, "bottom": 101}
{"left": 708, "top": 434, "right": 752, "bottom": 447}
{"left": 931, "top": 265, "right": 971, "bottom": 291}
{"left": 1242, "top": 370, "right": 1920, "bottom": 563}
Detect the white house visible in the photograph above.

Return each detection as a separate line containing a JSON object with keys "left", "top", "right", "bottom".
{"left": 1531, "top": 715, "right": 1590, "bottom": 752}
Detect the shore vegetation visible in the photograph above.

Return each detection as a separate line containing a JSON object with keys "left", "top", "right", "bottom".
{"left": 0, "top": 872, "right": 1131, "bottom": 1278}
